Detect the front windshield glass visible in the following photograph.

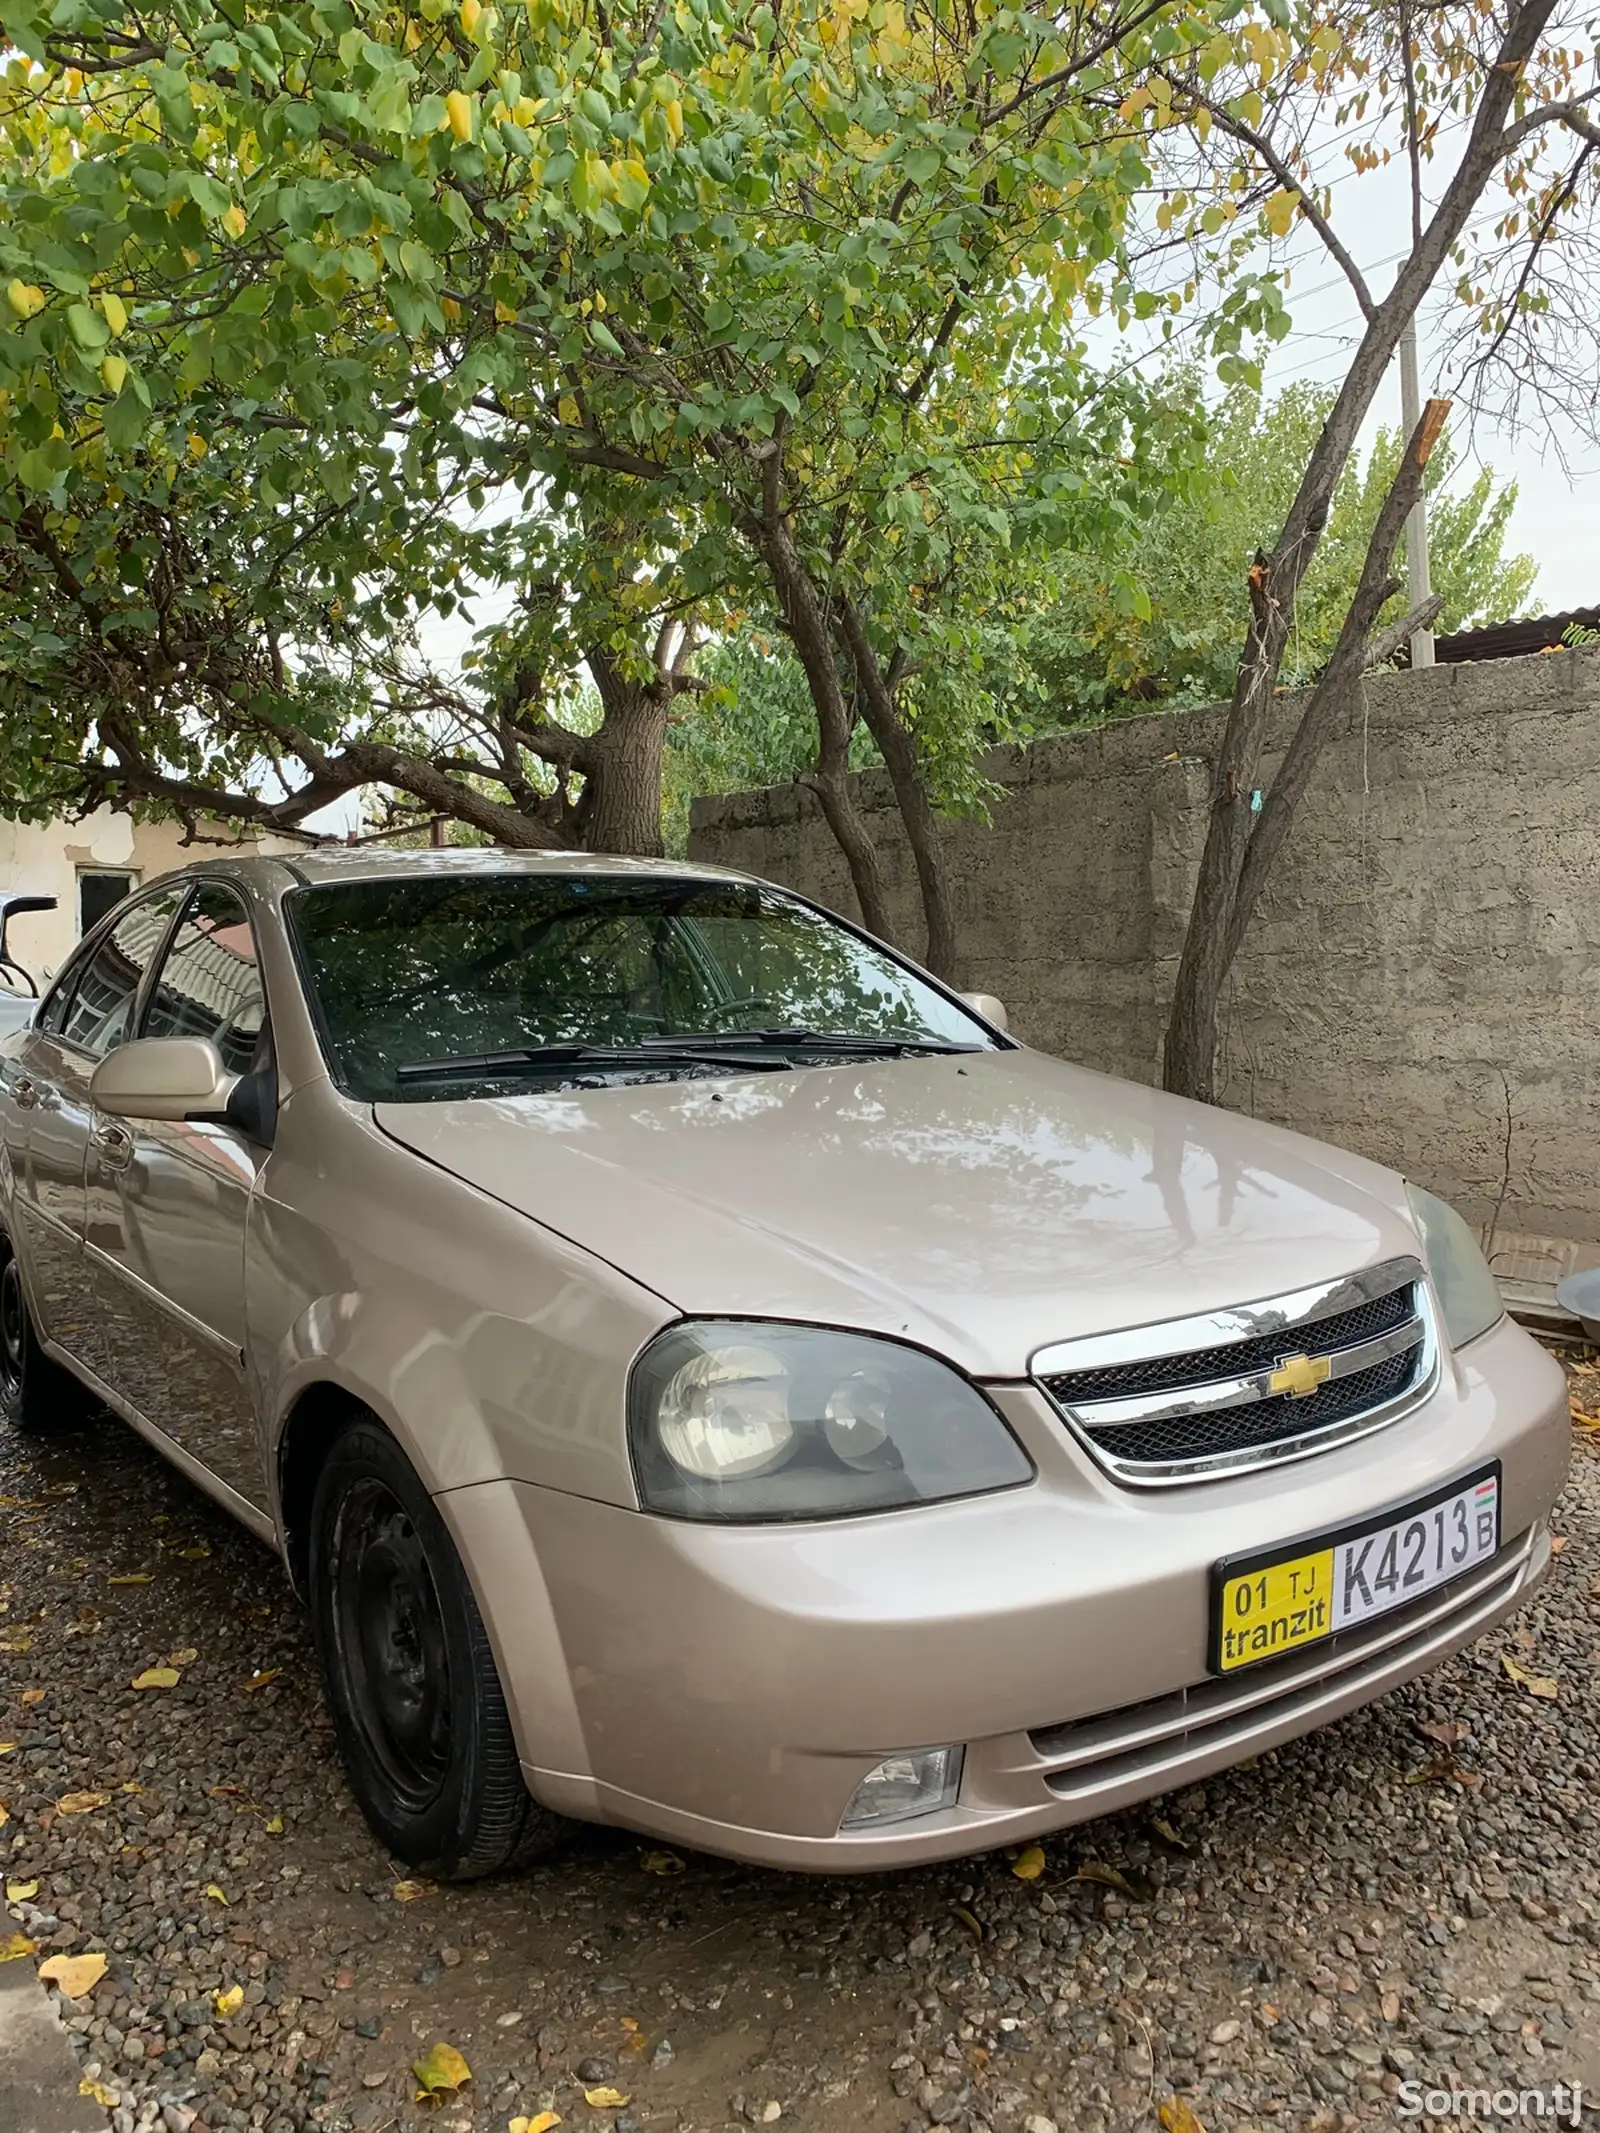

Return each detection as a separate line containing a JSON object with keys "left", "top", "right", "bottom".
{"left": 288, "top": 873, "right": 997, "bottom": 1102}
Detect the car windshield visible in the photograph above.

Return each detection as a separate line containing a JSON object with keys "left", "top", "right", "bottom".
{"left": 287, "top": 873, "right": 997, "bottom": 1102}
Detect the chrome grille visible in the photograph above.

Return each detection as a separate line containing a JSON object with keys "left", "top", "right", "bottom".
{"left": 1033, "top": 1256, "right": 1434, "bottom": 1486}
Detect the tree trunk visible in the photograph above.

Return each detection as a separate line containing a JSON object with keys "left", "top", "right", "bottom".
{"left": 836, "top": 597, "right": 959, "bottom": 980}
{"left": 751, "top": 505, "right": 896, "bottom": 942}
{"left": 583, "top": 671, "right": 670, "bottom": 856}
{"left": 1161, "top": 0, "right": 1556, "bottom": 1102}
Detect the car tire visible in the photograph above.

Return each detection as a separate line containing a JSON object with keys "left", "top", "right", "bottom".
{"left": 307, "top": 1414, "right": 566, "bottom": 1880}
{"left": 0, "top": 1234, "right": 98, "bottom": 1434}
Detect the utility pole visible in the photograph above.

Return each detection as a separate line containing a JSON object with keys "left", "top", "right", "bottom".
{"left": 1398, "top": 320, "right": 1435, "bottom": 668}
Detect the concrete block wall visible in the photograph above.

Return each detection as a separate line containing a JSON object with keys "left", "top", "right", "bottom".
{"left": 689, "top": 645, "right": 1600, "bottom": 1272}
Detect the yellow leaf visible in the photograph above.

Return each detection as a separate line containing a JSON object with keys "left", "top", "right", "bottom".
{"left": 494, "top": 299, "right": 517, "bottom": 323}
{"left": 107, "top": 1574, "right": 153, "bottom": 1586}
{"left": 101, "top": 290, "right": 127, "bottom": 336}
{"left": 1500, "top": 1655, "right": 1559, "bottom": 1699}
{"left": 510, "top": 2116, "right": 562, "bottom": 2133}
{"left": 214, "top": 1984, "right": 244, "bottom": 2019}
{"left": 1263, "top": 187, "right": 1299, "bottom": 239}
{"left": 222, "top": 204, "right": 247, "bottom": 239}
{"left": 583, "top": 2090, "right": 630, "bottom": 2110}
{"left": 167, "top": 1648, "right": 199, "bottom": 1665}
{"left": 445, "top": 90, "right": 474, "bottom": 143}
{"left": 187, "top": 434, "right": 207, "bottom": 461}
{"left": 205, "top": 1884, "right": 230, "bottom": 1905}
{"left": 0, "top": 1634, "right": 32, "bottom": 1653}
{"left": 20, "top": 1688, "right": 44, "bottom": 1707}
{"left": 38, "top": 1951, "right": 108, "bottom": 1998}
{"left": 0, "top": 1801, "right": 8, "bottom": 1827}
{"left": 0, "top": 1932, "right": 38, "bottom": 1962}
{"left": 80, "top": 2079, "right": 119, "bottom": 2108}
{"left": 1159, "top": 2100, "right": 1207, "bottom": 2133}
{"left": 392, "top": 1879, "right": 434, "bottom": 1901}
{"left": 6, "top": 281, "right": 46, "bottom": 321}
{"left": 132, "top": 1667, "right": 180, "bottom": 1691}
{"left": 949, "top": 1904, "right": 983, "bottom": 1943}
{"left": 414, "top": 2042, "right": 473, "bottom": 2102}
{"left": 639, "top": 1850, "right": 685, "bottom": 1876}
{"left": 460, "top": 0, "right": 481, "bottom": 32}
{"left": 0, "top": 1743, "right": 15, "bottom": 1753}
{"left": 241, "top": 1670, "right": 279, "bottom": 1693}
{"left": 99, "top": 352, "right": 128, "bottom": 396}
{"left": 56, "top": 1791, "right": 110, "bottom": 1815}
{"left": 1011, "top": 1845, "right": 1046, "bottom": 1881}
{"left": 7, "top": 1878, "right": 39, "bottom": 1900}
{"left": 264, "top": 1816, "right": 284, "bottom": 1835}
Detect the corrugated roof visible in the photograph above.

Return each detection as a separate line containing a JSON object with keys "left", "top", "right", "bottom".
{"left": 1421, "top": 603, "right": 1600, "bottom": 664}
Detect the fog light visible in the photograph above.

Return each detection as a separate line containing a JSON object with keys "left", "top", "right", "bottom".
{"left": 840, "top": 1746, "right": 963, "bottom": 1829}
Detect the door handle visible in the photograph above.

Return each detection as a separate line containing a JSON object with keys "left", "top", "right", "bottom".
{"left": 13, "top": 1075, "right": 37, "bottom": 1110}
{"left": 92, "top": 1120, "right": 134, "bottom": 1173}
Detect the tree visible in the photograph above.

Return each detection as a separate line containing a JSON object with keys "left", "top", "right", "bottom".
{"left": 1120, "top": 0, "right": 1600, "bottom": 1100}
{"left": 0, "top": 0, "right": 1258, "bottom": 969}
{"left": 993, "top": 381, "right": 1537, "bottom": 718}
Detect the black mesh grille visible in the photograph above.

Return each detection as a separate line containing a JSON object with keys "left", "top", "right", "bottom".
{"left": 1078, "top": 1346, "right": 1419, "bottom": 1470}
{"left": 1042, "top": 1282, "right": 1416, "bottom": 1409}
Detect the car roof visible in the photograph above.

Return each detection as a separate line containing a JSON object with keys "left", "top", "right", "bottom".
{"left": 182, "top": 847, "right": 761, "bottom": 892}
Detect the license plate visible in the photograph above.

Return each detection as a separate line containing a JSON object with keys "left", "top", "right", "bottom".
{"left": 1210, "top": 1463, "right": 1501, "bottom": 1675}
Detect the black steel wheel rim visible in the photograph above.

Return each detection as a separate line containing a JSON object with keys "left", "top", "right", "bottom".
{"left": 0, "top": 1256, "right": 25, "bottom": 1405}
{"left": 330, "top": 1476, "right": 452, "bottom": 1813}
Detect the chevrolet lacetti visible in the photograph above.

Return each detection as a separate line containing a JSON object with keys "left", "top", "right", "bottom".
{"left": 0, "top": 852, "right": 1569, "bottom": 1878}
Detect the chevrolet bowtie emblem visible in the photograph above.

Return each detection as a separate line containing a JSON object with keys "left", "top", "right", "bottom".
{"left": 1269, "top": 1352, "right": 1332, "bottom": 1398}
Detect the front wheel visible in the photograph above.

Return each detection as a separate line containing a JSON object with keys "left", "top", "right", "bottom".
{"left": 307, "top": 1415, "right": 566, "bottom": 1880}
{"left": 0, "top": 1235, "right": 97, "bottom": 1435}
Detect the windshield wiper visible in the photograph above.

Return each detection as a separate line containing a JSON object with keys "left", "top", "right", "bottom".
{"left": 395, "top": 1041, "right": 792, "bottom": 1084}
{"left": 635, "top": 1027, "right": 984, "bottom": 1057}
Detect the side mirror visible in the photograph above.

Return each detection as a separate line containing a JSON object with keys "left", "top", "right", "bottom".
{"left": 90, "top": 1037, "right": 239, "bottom": 1124}
{"left": 961, "top": 991, "right": 1009, "bottom": 1034}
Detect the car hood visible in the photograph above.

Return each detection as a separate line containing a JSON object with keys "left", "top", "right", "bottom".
{"left": 374, "top": 1049, "right": 1423, "bottom": 1379}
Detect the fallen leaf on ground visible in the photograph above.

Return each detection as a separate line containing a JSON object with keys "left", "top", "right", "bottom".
{"left": 1550, "top": 1535, "right": 1568, "bottom": 1553}
{"left": 6, "top": 1878, "right": 39, "bottom": 1900}
{"left": 56, "top": 1791, "right": 110, "bottom": 1815}
{"left": 1381, "top": 1990, "right": 1402, "bottom": 2022}
{"left": 1406, "top": 1755, "right": 1481, "bottom": 1788}
{"left": 949, "top": 1903, "right": 984, "bottom": 1942}
{"left": 0, "top": 1931, "right": 37, "bottom": 1962}
{"left": 1415, "top": 1719, "right": 1469, "bottom": 1747}
{"left": 1500, "top": 1655, "right": 1559, "bottom": 1699}
{"left": 132, "top": 1667, "right": 180, "bottom": 1691}
{"left": 509, "top": 2115, "right": 562, "bottom": 2133}
{"left": 168, "top": 1648, "right": 199, "bottom": 1665}
{"left": 413, "top": 2041, "right": 472, "bottom": 2102}
{"left": 583, "top": 2090, "right": 630, "bottom": 2110}
{"left": 264, "top": 1815, "right": 284, "bottom": 1834}
{"left": 638, "top": 1849, "right": 684, "bottom": 1876}
{"left": 0, "top": 1801, "right": 8, "bottom": 1827}
{"left": 214, "top": 1984, "right": 244, "bottom": 2019}
{"left": 107, "top": 1574, "right": 153, "bottom": 1586}
{"left": 1011, "top": 1844, "right": 1046, "bottom": 1881}
{"left": 392, "top": 1879, "right": 434, "bottom": 1902}
{"left": 205, "top": 1884, "right": 229, "bottom": 1905}
{"left": 79, "top": 2078, "right": 118, "bottom": 2107}
{"left": 241, "top": 1669, "right": 280, "bottom": 1693}
{"left": 0, "top": 1742, "right": 15, "bottom": 1753}
{"left": 0, "top": 1634, "right": 32, "bottom": 1652}
{"left": 20, "top": 1688, "right": 44, "bottom": 1707}
{"left": 1147, "top": 1815, "right": 1190, "bottom": 1851}
{"left": 179, "top": 1545, "right": 211, "bottom": 1559}
{"left": 1071, "top": 1859, "right": 1148, "bottom": 1901}
{"left": 1159, "top": 2099, "right": 1206, "bottom": 2133}
{"left": 39, "top": 1951, "right": 108, "bottom": 1997}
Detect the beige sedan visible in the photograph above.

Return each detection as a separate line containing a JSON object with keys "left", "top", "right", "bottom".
{"left": 0, "top": 852, "right": 1569, "bottom": 1876}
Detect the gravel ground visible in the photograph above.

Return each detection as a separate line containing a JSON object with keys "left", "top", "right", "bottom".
{"left": 1, "top": 1349, "right": 1597, "bottom": 2133}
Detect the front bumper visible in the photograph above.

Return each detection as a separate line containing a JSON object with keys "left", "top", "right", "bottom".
{"left": 442, "top": 1313, "right": 1569, "bottom": 1871}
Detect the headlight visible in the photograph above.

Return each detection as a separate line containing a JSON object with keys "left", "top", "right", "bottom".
{"left": 629, "top": 1321, "right": 1033, "bottom": 1521}
{"left": 1407, "top": 1184, "right": 1504, "bottom": 1350}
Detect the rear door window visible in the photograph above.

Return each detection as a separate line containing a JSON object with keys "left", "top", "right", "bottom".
{"left": 143, "top": 884, "right": 266, "bottom": 1076}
